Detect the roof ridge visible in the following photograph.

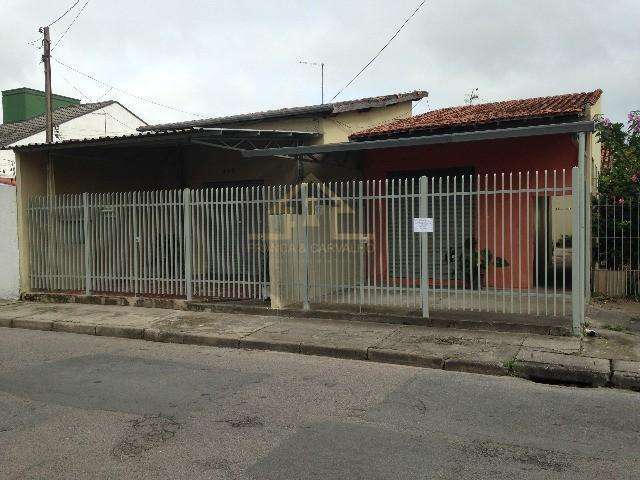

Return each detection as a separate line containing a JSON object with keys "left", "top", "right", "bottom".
{"left": 139, "top": 90, "right": 428, "bottom": 132}
{"left": 0, "top": 100, "right": 117, "bottom": 146}
{"left": 419, "top": 89, "right": 602, "bottom": 116}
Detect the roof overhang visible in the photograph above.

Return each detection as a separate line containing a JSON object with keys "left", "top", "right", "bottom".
{"left": 242, "top": 120, "right": 595, "bottom": 158}
{"left": 4, "top": 127, "right": 320, "bottom": 152}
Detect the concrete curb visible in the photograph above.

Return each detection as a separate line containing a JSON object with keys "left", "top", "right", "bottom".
{"left": 514, "top": 348, "right": 611, "bottom": 387}
{"left": 239, "top": 338, "right": 301, "bottom": 354}
{"left": 611, "top": 360, "right": 640, "bottom": 391}
{"left": 95, "top": 325, "right": 145, "bottom": 340}
{"left": 12, "top": 318, "right": 53, "bottom": 331}
{"left": 444, "top": 357, "right": 510, "bottom": 377}
{"left": 1, "top": 320, "right": 637, "bottom": 392}
{"left": 53, "top": 321, "right": 96, "bottom": 335}
{"left": 300, "top": 343, "right": 368, "bottom": 361}
{"left": 367, "top": 348, "right": 443, "bottom": 369}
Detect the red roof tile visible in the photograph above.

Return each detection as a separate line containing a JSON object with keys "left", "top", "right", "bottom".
{"left": 0, "top": 177, "right": 16, "bottom": 186}
{"left": 350, "top": 89, "right": 602, "bottom": 140}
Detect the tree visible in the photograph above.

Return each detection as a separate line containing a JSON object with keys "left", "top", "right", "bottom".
{"left": 592, "top": 112, "right": 640, "bottom": 280}
{"left": 595, "top": 111, "right": 640, "bottom": 200}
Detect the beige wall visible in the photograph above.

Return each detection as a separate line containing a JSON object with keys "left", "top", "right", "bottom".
{"left": 320, "top": 103, "right": 411, "bottom": 144}
{"left": 587, "top": 96, "right": 602, "bottom": 191}
{"left": 15, "top": 151, "right": 48, "bottom": 292}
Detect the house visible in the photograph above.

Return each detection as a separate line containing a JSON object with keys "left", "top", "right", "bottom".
{"left": 7, "top": 89, "right": 598, "bottom": 331}
{"left": 0, "top": 87, "right": 146, "bottom": 178}
{"left": 243, "top": 89, "right": 601, "bottom": 298}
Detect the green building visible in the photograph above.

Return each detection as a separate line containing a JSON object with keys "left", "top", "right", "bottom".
{"left": 1, "top": 87, "right": 80, "bottom": 124}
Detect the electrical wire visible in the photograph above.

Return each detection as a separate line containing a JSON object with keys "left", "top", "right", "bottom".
{"left": 330, "top": 0, "right": 426, "bottom": 102}
{"left": 46, "top": 0, "right": 80, "bottom": 27}
{"left": 56, "top": 72, "right": 141, "bottom": 131}
{"left": 52, "top": 0, "right": 91, "bottom": 50}
{"left": 53, "top": 56, "right": 206, "bottom": 117}
{"left": 58, "top": 71, "right": 92, "bottom": 102}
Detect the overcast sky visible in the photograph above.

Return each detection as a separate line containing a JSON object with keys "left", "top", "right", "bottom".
{"left": 1, "top": 0, "right": 638, "bottom": 126}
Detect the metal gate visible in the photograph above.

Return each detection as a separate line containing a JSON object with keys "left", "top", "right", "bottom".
{"left": 26, "top": 167, "right": 585, "bottom": 330}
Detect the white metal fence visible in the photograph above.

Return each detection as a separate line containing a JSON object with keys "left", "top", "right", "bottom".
{"left": 592, "top": 195, "right": 640, "bottom": 297}
{"left": 26, "top": 167, "right": 584, "bottom": 328}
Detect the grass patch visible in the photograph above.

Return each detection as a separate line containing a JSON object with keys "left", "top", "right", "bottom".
{"left": 503, "top": 358, "right": 517, "bottom": 372}
{"left": 603, "top": 324, "right": 625, "bottom": 332}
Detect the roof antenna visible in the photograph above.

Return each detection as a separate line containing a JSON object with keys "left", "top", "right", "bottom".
{"left": 464, "top": 88, "right": 479, "bottom": 105}
{"left": 299, "top": 60, "right": 325, "bottom": 104}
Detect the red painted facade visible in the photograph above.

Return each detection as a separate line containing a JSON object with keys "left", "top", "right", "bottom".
{"left": 360, "top": 134, "right": 578, "bottom": 289}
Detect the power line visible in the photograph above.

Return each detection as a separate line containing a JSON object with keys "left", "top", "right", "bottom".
{"left": 58, "top": 71, "right": 92, "bottom": 101}
{"left": 53, "top": 57, "right": 206, "bottom": 117}
{"left": 52, "top": 74, "right": 140, "bottom": 132}
{"left": 47, "top": 0, "right": 80, "bottom": 27}
{"left": 330, "top": 0, "right": 426, "bottom": 102}
{"left": 52, "top": 0, "right": 91, "bottom": 50}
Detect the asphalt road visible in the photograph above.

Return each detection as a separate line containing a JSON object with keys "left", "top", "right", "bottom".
{"left": 0, "top": 328, "right": 639, "bottom": 479}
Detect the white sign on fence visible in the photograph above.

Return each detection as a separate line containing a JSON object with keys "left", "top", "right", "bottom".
{"left": 413, "top": 217, "right": 433, "bottom": 233}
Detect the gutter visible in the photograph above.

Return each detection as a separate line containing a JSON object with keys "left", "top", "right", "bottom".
{"left": 242, "top": 120, "right": 596, "bottom": 158}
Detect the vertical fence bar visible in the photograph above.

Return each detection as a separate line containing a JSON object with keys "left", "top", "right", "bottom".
{"left": 419, "top": 176, "right": 429, "bottom": 318}
{"left": 83, "top": 192, "right": 91, "bottom": 295}
{"left": 300, "top": 183, "right": 310, "bottom": 310}
{"left": 453, "top": 176, "right": 458, "bottom": 310}
{"left": 571, "top": 166, "right": 582, "bottom": 334}
{"left": 461, "top": 176, "right": 466, "bottom": 310}
{"left": 518, "top": 172, "right": 523, "bottom": 314}
{"left": 358, "top": 181, "right": 365, "bottom": 309}
{"left": 183, "top": 188, "right": 193, "bottom": 301}
{"left": 133, "top": 192, "right": 139, "bottom": 296}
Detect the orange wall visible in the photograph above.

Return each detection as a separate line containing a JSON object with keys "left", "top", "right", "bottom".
{"left": 361, "top": 134, "right": 578, "bottom": 289}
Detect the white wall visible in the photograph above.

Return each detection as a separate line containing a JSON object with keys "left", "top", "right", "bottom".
{"left": 0, "top": 185, "right": 19, "bottom": 299}
{"left": 0, "top": 102, "right": 145, "bottom": 178}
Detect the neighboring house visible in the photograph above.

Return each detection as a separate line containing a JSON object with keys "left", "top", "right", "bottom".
{"left": 0, "top": 87, "right": 145, "bottom": 299}
{"left": 0, "top": 87, "right": 146, "bottom": 178}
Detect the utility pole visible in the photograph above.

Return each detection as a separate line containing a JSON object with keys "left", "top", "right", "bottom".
{"left": 40, "top": 26, "right": 53, "bottom": 143}
{"left": 299, "top": 60, "right": 325, "bottom": 104}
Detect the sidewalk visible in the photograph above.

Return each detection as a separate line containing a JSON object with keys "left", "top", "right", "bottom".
{"left": 1, "top": 300, "right": 639, "bottom": 391}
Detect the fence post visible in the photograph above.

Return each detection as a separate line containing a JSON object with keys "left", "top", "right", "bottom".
{"left": 83, "top": 192, "right": 91, "bottom": 295}
{"left": 183, "top": 188, "right": 193, "bottom": 301}
{"left": 419, "top": 176, "right": 430, "bottom": 318}
{"left": 571, "top": 166, "right": 583, "bottom": 335}
{"left": 133, "top": 191, "right": 139, "bottom": 296}
{"left": 577, "top": 132, "right": 590, "bottom": 303}
{"left": 358, "top": 181, "right": 365, "bottom": 310}
{"left": 300, "top": 183, "right": 310, "bottom": 310}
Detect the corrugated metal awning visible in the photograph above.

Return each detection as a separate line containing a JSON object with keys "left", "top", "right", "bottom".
{"left": 242, "top": 120, "right": 595, "bottom": 158}
{"left": 4, "top": 126, "right": 320, "bottom": 152}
